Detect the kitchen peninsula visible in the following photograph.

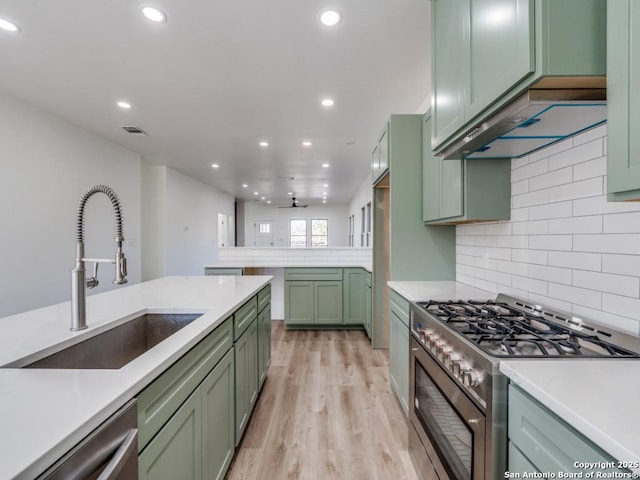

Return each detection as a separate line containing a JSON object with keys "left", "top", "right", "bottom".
{"left": 0, "top": 275, "right": 272, "bottom": 480}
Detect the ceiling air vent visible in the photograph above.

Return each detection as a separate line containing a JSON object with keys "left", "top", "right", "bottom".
{"left": 120, "top": 126, "right": 148, "bottom": 136}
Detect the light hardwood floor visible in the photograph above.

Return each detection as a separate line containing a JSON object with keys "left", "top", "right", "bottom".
{"left": 226, "top": 321, "right": 419, "bottom": 480}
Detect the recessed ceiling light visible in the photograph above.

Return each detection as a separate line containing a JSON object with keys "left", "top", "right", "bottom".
{"left": 261, "top": 196, "right": 266, "bottom": 200}
{"left": 141, "top": 6, "right": 167, "bottom": 23}
{"left": 288, "top": 192, "right": 293, "bottom": 196}
{"left": 323, "top": 192, "right": 327, "bottom": 196}
{"left": 267, "top": 200, "right": 272, "bottom": 204}
{"left": 322, "top": 163, "right": 330, "bottom": 168}
{"left": 242, "top": 184, "right": 248, "bottom": 188}
{"left": 0, "top": 18, "right": 20, "bottom": 33}
{"left": 259, "top": 141, "right": 269, "bottom": 147}
{"left": 322, "top": 200, "right": 327, "bottom": 204}
{"left": 254, "top": 192, "right": 259, "bottom": 195}
{"left": 321, "top": 98, "right": 335, "bottom": 107}
{"left": 320, "top": 10, "right": 342, "bottom": 26}
{"left": 117, "top": 101, "right": 132, "bottom": 110}
{"left": 211, "top": 163, "right": 219, "bottom": 169}
{"left": 302, "top": 141, "right": 312, "bottom": 147}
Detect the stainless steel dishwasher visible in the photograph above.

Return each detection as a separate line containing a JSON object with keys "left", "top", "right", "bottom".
{"left": 37, "top": 399, "right": 138, "bottom": 480}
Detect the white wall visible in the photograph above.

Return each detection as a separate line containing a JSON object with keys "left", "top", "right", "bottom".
{"left": 0, "top": 92, "right": 142, "bottom": 318}
{"left": 241, "top": 202, "right": 349, "bottom": 247}
{"left": 347, "top": 175, "right": 374, "bottom": 248}
{"left": 456, "top": 125, "right": 640, "bottom": 336}
{"left": 142, "top": 165, "right": 235, "bottom": 278}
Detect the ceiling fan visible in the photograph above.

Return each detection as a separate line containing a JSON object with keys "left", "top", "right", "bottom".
{"left": 278, "top": 197, "right": 308, "bottom": 208}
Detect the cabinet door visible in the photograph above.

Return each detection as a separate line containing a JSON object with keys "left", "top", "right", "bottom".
{"left": 466, "top": 0, "right": 534, "bottom": 120}
{"left": 440, "top": 158, "right": 464, "bottom": 219}
{"left": 607, "top": 0, "right": 640, "bottom": 197}
{"left": 284, "top": 281, "right": 314, "bottom": 325}
{"left": 234, "top": 319, "right": 258, "bottom": 444}
{"left": 201, "top": 350, "right": 235, "bottom": 480}
{"left": 431, "top": 0, "right": 466, "bottom": 149}
{"left": 257, "top": 303, "right": 271, "bottom": 390}
{"left": 423, "top": 114, "right": 441, "bottom": 222}
{"left": 365, "top": 283, "right": 372, "bottom": 338}
{"left": 139, "top": 391, "right": 202, "bottom": 480}
{"left": 343, "top": 268, "right": 364, "bottom": 325}
{"left": 371, "top": 144, "right": 379, "bottom": 183}
{"left": 378, "top": 127, "right": 389, "bottom": 174}
{"left": 314, "top": 281, "right": 343, "bottom": 325}
{"left": 389, "top": 310, "right": 409, "bottom": 416}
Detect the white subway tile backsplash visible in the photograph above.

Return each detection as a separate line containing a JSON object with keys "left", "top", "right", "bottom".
{"left": 548, "top": 283, "right": 602, "bottom": 310}
{"left": 497, "top": 235, "right": 528, "bottom": 249}
{"left": 573, "top": 195, "right": 640, "bottom": 216}
{"left": 548, "top": 215, "right": 602, "bottom": 234}
{"left": 528, "top": 201, "right": 572, "bottom": 220}
{"left": 549, "top": 138, "right": 604, "bottom": 170}
{"left": 548, "top": 177, "right": 603, "bottom": 203}
{"left": 573, "top": 270, "right": 639, "bottom": 298}
{"left": 603, "top": 212, "right": 640, "bottom": 234}
{"left": 548, "top": 251, "right": 601, "bottom": 271}
{"left": 512, "top": 179, "right": 529, "bottom": 195}
{"left": 602, "top": 254, "right": 640, "bottom": 277}
{"left": 512, "top": 158, "right": 549, "bottom": 183}
{"left": 572, "top": 156, "right": 606, "bottom": 181}
{"left": 512, "top": 189, "right": 549, "bottom": 208}
{"left": 512, "top": 220, "right": 549, "bottom": 236}
{"left": 574, "top": 234, "right": 640, "bottom": 255}
{"left": 572, "top": 305, "right": 639, "bottom": 336}
{"left": 602, "top": 294, "right": 640, "bottom": 324}
{"left": 529, "top": 137, "right": 573, "bottom": 162}
{"left": 529, "top": 235, "right": 572, "bottom": 251}
{"left": 511, "top": 249, "right": 548, "bottom": 265}
{"left": 528, "top": 265, "right": 572, "bottom": 285}
{"left": 512, "top": 275, "right": 548, "bottom": 296}
{"left": 529, "top": 166, "right": 573, "bottom": 191}
{"left": 456, "top": 127, "right": 640, "bottom": 335}
{"left": 572, "top": 124, "right": 607, "bottom": 147}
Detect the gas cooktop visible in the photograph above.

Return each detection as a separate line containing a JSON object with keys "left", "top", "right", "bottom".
{"left": 414, "top": 296, "right": 640, "bottom": 358}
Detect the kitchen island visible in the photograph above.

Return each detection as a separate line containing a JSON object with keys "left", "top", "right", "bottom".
{"left": 0, "top": 275, "right": 271, "bottom": 480}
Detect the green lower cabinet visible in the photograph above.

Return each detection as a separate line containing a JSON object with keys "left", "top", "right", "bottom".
{"left": 365, "top": 272, "right": 372, "bottom": 338}
{"left": 343, "top": 268, "right": 365, "bottom": 325}
{"left": 389, "top": 309, "right": 409, "bottom": 416}
{"left": 201, "top": 350, "right": 235, "bottom": 480}
{"left": 257, "top": 302, "right": 271, "bottom": 390}
{"left": 314, "top": 281, "right": 343, "bottom": 325}
{"left": 139, "top": 389, "right": 203, "bottom": 480}
{"left": 285, "top": 279, "right": 343, "bottom": 326}
{"left": 234, "top": 318, "right": 258, "bottom": 445}
{"left": 508, "top": 384, "right": 627, "bottom": 475}
{"left": 139, "top": 349, "right": 236, "bottom": 480}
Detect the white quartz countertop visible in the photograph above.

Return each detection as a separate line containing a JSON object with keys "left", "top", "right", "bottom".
{"left": 205, "top": 261, "right": 372, "bottom": 271}
{"left": 0, "top": 275, "right": 271, "bottom": 480}
{"left": 501, "top": 360, "right": 640, "bottom": 474}
{"left": 387, "top": 280, "right": 494, "bottom": 302}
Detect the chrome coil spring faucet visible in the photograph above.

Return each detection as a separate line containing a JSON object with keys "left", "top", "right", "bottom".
{"left": 71, "top": 185, "right": 128, "bottom": 331}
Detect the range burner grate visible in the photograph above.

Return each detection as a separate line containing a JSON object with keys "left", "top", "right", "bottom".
{"left": 416, "top": 300, "right": 639, "bottom": 358}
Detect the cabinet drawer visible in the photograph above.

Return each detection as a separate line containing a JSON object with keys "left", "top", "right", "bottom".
{"left": 234, "top": 296, "right": 258, "bottom": 340}
{"left": 390, "top": 290, "right": 410, "bottom": 327}
{"left": 284, "top": 268, "right": 343, "bottom": 281}
{"left": 257, "top": 284, "right": 271, "bottom": 313}
{"left": 204, "top": 267, "right": 243, "bottom": 275}
{"left": 137, "top": 317, "right": 233, "bottom": 451}
{"left": 508, "top": 384, "right": 617, "bottom": 473}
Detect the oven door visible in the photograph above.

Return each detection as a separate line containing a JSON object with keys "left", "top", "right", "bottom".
{"left": 409, "top": 337, "right": 486, "bottom": 480}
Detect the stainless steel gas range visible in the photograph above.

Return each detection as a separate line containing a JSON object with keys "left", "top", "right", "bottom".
{"left": 408, "top": 294, "right": 640, "bottom": 480}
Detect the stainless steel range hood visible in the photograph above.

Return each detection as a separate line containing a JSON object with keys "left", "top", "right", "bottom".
{"left": 440, "top": 83, "right": 606, "bottom": 160}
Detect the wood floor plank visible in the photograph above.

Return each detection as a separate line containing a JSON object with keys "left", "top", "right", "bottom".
{"left": 226, "top": 321, "right": 418, "bottom": 480}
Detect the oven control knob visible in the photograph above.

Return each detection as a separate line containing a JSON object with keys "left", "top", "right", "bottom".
{"left": 450, "top": 358, "right": 462, "bottom": 376}
{"left": 428, "top": 335, "right": 440, "bottom": 351}
{"left": 461, "top": 369, "right": 482, "bottom": 388}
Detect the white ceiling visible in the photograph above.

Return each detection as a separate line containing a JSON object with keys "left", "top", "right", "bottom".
{"left": 0, "top": 1, "right": 430, "bottom": 206}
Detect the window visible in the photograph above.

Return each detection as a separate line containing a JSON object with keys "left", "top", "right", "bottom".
{"left": 361, "top": 207, "right": 366, "bottom": 247}
{"left": 348, "top": 214, "right": 355, "bottom": 247}
{"left": 366, "top": 202, "right": 372, "bottom": 247}
{"left": 311, "top": 219, "right": 328, "bottom": 247}
{"left": 290, "top": 219, "right": 307, "bottom": 247}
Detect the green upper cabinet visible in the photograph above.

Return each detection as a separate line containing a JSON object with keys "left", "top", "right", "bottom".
{"left": 607, "top": 0, "right": 640, "bottom": 200}
{"left": 372, "top": 124, "right": 390, "bottom": 184}
{"left": 423, "top": 111, "right": 511, "bottom": 224}
{"left": 431, "top": 0, "right": 606, "bottom": 153}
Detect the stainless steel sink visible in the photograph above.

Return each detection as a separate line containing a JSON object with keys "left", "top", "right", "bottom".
{"left": 24, "top": 313, "right": 202, "bottom": 369}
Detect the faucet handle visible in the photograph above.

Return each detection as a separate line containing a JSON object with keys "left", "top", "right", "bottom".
{"left": 86, "top": 262, "right": 100, "bottom": 289}
{"left": 114, "top": 252, "right": 128, "bottom": 285}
